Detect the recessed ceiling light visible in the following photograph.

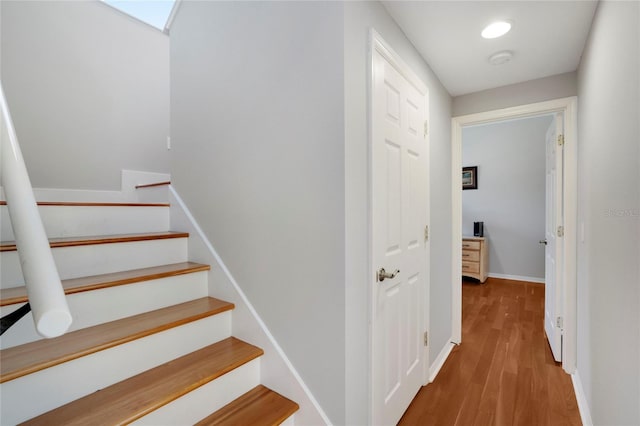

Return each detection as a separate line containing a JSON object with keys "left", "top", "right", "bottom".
{"left": 488, "top": 50, "right": 514, "bottom": 65}
{"left": 481, "top": 21, "right": 512, "bottom": 39}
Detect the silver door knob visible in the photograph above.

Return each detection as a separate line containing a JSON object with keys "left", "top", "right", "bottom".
{"left": 539, "top": 239, "right": 548, "bottom": 245}
{"left": 377, "top": 268, "right": 400, "bottom": 282}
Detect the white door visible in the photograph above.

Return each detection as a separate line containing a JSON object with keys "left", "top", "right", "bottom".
{"left": 371, "top": 36, "right": 429, "bottom": 426}
{"left": 544, "top": 113, "right": 564, "bottom": 362}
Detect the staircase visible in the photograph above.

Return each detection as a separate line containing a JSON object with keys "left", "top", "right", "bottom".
{"left": 0, "top": 197, "right": 299, "bottom": 424}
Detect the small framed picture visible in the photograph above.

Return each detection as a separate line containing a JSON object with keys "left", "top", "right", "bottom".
{"left": 462, "top": 166, "right": 478, "bottom": 190}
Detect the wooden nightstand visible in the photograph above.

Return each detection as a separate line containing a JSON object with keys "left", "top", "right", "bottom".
{"left": 462, "top": 237, "right": 488, "bottom": 283}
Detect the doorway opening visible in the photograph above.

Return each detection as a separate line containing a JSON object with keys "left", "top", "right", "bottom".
{"left": 451, "top": 97, "right": 578, "bottom": 374}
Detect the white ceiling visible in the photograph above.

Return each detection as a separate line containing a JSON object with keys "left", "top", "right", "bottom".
{"left": 382, "top": 1, "right": 598, "bottom": 96}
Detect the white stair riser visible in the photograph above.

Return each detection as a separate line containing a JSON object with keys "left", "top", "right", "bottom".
{"left": 1, "top": 238, "right": 188, "bottom": 288}
{"left": 1, "top": 205, "right": 170, "bottom": 241}
{"left": 0, "top": 313, "right": 232, "bottom": 425}
{"left": 280, "top": 414, "right": 296, "bottom": 426}
{"left": 133, "top": 358, "right": 261, "bottom": 426}
{"left": 135, "top": 186, "right": 170, "bottom": 204}
{"left": 1, "top": 271, "right": 208, "bottom": 349}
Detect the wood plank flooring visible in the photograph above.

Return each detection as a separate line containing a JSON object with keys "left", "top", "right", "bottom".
{"left": 399, "top": 278, "right": 581, "bottom": 426}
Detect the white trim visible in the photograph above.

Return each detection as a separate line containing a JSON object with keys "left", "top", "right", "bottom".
{"left": 561, "top": 99, "right": 578, "bottom": 374}
{"left": 451, "top": 96, "right": 578, "bottom": 374}
{"left": 97, "top": 1, "right": 169, "bottom": 35}
{"left": 487, "top": 273, "right": 545, "bottom": 284}
{"left": 365, "top": 28, "right": 375, "bottom": 426}
{"left": 571, "top": 371, "right": 593, "bottom": 426}
{"left": 168, "top": 186, "right": 331, "bottom": 425}
{"left": 370, "top": 31, "right": 427, "bottom": 94}
{"left": 451, "top": 118, "right": 463, "bottom": 345}
{"left": 164, "top": 0, "right": 182, "bottom": 34}
{"left": 453, "top": 98, "right": 576, "bottom": 126}
{"left": 423, "top": 91, "right": 431, "bottom": 386}
{"left": 428, "top": 341, "right": 455, "bottom": 383}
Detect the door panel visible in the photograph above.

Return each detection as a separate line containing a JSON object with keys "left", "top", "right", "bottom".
{"left": 544, "top": 114, "right": 564, "bottom": 362}
{"left": 384, "top": 282, "right": 402, "bottom": 400}
{"left": 406, "top": 273, "right": 420, "bottom": 374}
{"left": 372, "top": 42, "right": 429, "bottom": 426}
{"left": 384, "top": 140, "right": 402, "bottom": 253}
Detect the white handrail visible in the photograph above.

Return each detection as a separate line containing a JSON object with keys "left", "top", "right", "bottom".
{"left": 0, "top": 82, "right": 72, "bottom": 338}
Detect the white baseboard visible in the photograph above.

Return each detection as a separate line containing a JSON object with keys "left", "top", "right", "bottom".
{"left": 487, "top": 273, "right": 545, "bottom": 284}
{"left": 571, "top": 371, "right": 593, "bottom": 426}
{"left": 429, "top": 340, "right": 455, "bottom": 383}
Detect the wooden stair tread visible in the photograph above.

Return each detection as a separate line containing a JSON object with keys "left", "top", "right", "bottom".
{"left": 0, "top": 201, "right": 169, "bottom": 207}
{"left": 0, "top": 231, "right": 189, "bottom": 252}
{"left": 21, "top": 337, "right": 263, "bottom": 426}
{"left": 0, "top": 262, "right": 210, "bottom": 306}
{"left": 195, "top": 385, "right": 299, "bottom": 426}
{"left": 1, "top": 297, "right": 234, "bottom": 383}
{"left": 135, "top": 181, "right": 171, "bottom": 189}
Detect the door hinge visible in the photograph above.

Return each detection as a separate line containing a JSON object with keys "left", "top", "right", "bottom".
{"left": 423, "top": 331, "right": 428, "bottom": 346}
{"left": 557, "top": 134, "right": 564, "bottom": 146}
{"left": 424, "top": 120, "right": 428, "bottom": 137}
{"left": 424, "top": 225, "right": 429, "bottom": 242}
{"left": 557, "top": 226, "right": 564, "bottom": 237}
{"left": 556, "top": 316, "right": 563, "bottom": 329}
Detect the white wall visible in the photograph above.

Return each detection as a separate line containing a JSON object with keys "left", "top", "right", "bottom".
{"left": 462, "top": 116, "right": 551, "bottom": 280}
{"left": 0, "top": 1, "right": 169, "bottom": 190}
{"left": 452, "top": 72, "right": 577, "bottom": 117}
{"left": 169, "top": 2, "right": 346, "bottom": 423}
{"left": 171, "top": 2, "right": 453, "bottom": 424}
{"left": 344, "top": 2, "right": 452, "bottom": 424}
{"left": 576, "top": 1, "right": 640, "bottom": 424}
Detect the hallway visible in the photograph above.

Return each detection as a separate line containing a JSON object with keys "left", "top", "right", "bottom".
{"left": 399, "top": 278, "right": 581, "bottom": 425}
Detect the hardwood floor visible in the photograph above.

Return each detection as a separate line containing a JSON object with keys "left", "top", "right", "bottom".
{"left": 399, "top": 278, "right": 581, "bottom": 426}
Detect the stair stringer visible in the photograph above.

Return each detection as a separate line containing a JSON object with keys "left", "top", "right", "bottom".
{"left": 169, "top": 186, "right": 331, "bottom": 426}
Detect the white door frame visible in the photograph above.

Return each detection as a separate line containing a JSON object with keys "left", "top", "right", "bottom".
{"left": 451, "top": 97, "right": 578, "bottom": 374}
{"left": 369, "top": 29, "right": 431, "bottom": 423}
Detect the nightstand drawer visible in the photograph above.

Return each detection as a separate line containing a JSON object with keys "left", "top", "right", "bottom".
{"left": 462, "top": 240, "right": 480, "bottom": 251}
{"left": 462, "top": 237, "right": 488, "bottom": 283}
{"left": 462, "top": 250, "right": 479, "bottom": 262}
{"left": 462, "top": 261, "right": 480, "bottom": 273}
